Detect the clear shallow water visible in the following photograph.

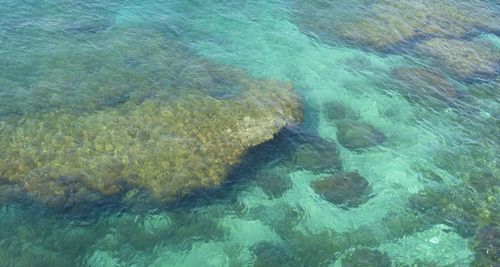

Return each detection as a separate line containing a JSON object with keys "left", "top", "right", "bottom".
{"left": 0, "top": 0, "right": 499, "bottom": 266}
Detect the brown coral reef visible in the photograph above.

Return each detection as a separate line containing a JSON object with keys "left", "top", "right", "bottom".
{"left": 0, "top": 28, "right": 302, "bottom": 206}
{"left": 293, "top": 0, "right": 498, "bottom": 50}
{"left": 292, "top": 0, "right": 500, "bottom": 81}
{"left": 415, "top": 38, "right": 500, "bottom": 80}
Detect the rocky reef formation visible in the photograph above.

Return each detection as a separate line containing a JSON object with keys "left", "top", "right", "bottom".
{"left": 290, "top": 135, "right": 341, "bottom": 173}
{"left": 0, "top": 78, "right": 301, "bottom": 205}
{"left": 311, "top": 172, "right": 373, "bottom": 208}
{"left": 251, "top": 241, "right": 296, "bottom": 267}
{"left": 322, "top": 101, "right": 359, "bottom": 122}
{"left": 408, "top": 176, "right": 499, "bottom": 237}
{"left": 292, "top": 0, "right": 499, "bottom": 50}
{"left": 254, "top": 170, "right": 292, "bottom": 199}
{"left": 249, "top": 125, "right": 342, "bottom": 174}
{"left": 0, "top": 28, "right": 302, "bottom": 206}
{"left": 408, "top": 142, "right": 499, "bottom": 240}
{"left": 335, "top": 121, "right": 386, "bottom": 151}
{"left": 292, "top": 0, "right": 499, "bottom": 83}
{"left": 415, "top": 38, "right": 500, "bottom": 81}
{"left": 320, "top": 102, "right": 385, "bottom": 151}
{"left": 391, "top": 67, "right": 460, "bottom": 108}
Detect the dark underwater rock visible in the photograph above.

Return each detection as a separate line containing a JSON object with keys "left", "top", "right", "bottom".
{"left": 247, "top": 203, "right": 304, "bottom": 237}
{"left": 292, "top": 141, "right": 341, "bottom": 173}
{"left": 415, "top": 38, "right": 500, "bottom": 81}
{"left": 391, "top": 67, "right": 459, "bottom": 108}
{"left": 341, "top": 247, "right": 392, "bottom": 267}
{"left": 259, "top": 125, "right": 342, "bottom": 173}
{"left": 252, "top": 241, "right": 295, "bottom": 267}
{"left": 285, "top": 230, "right": 337, "bottom": 266}
{"left": 311, "top": 172, "right": 373, "bottom": 208}
{"left": 472, "top": 225, "right": 500, "bottom": 266}
{"left": 336, "top": 121, "right": 386, "bottom": 151}
{"left": 167, "top": 211, "right": 226, "bottom": 248}
{"left": 254, "top": 170, "right": 292, "bottom": 198}
{"left": 323, "top": 101, "right": 359, "bottom": 122}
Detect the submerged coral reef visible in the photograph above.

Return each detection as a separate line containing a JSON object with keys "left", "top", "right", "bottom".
{"left": 293, "top": 0, "right": 498, "bottom": 50}
{"left": 335, "top": 121, "right": 386, "bottom": 151}
{"left": 311, "top": 172, "right": 373, "bottom": 208}
{"left": 0, "top": 28, "right": 302, "bottom": 205}
{"left": 292, "top": 0, "right": 500, "bottom": 83}
{"left": 390, "top": 67, "right": 460, "bottom": 108}
{"left": 415, "top": 38, "right": 500, "bottom": 81}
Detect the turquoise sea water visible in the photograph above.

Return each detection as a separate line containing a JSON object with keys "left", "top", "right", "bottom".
{"left": 0, "top": 0, "right": 499, "bottom": 266}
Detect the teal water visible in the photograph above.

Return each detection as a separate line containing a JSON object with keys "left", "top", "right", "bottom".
{"left": 0, "top": 0, "right": 499, "bottom": 266}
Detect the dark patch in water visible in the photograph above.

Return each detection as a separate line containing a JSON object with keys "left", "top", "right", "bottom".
{"left": 472, "top": 225, "right": 500, "bottom": 266}
{"left": 251, "top": 241, "right": 296, "bottom": 267}
{"left": 0, "top": 123, "right": 334, "bottom": 220}
{"left": 63, "top": 19, "right": 113, "bottom": 34}
{"left": 311, "top": 172, "right": 373, "bottom": 209}
{"left": 341, "top": 247, "right": 391, "bottom": 267}
{"left": 103, "top": 93, "right": 131, "bottom": 107}
{"left": 254, "top": 170, "right": 292, "bottom": 199}
{"left": 335, "top": 120, "right": 386, "bottom": 151}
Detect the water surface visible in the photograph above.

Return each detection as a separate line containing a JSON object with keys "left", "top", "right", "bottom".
{"left": 0, "top": 0, "right": 499, "bottom": 266}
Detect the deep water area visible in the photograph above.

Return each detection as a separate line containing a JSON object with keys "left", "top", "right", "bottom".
{"left": 0, "top": 0, "right": 499, "bottom": 266}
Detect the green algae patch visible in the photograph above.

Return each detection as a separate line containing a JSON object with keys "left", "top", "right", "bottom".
{"left": 0, "top": 79, "right": 301, "bottom": 204}
{"left": 292, "top": 0, "right": 499, "bottom": 50}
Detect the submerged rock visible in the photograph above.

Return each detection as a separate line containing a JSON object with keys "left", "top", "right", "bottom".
{"left": 292, "top": 0, "right": 499, "bottom": 50}
{"left": 0, "top": 29, "right": 302, "bottom": 205}
{"left": 335, "top": 121, "right": 386, "bottom": 151}
{"left": 166, "top": 210, "right": 226, "bottom": 248}
{"left": 292, "top": 141, "right": 341, "bottom": 173}
{"left": 254, "top": 170, "right": 292, "bottom": 199}
{"left": 415, "top": 38, "right": 500, "bottom": 81}
{"left": 262, "top": 125, "right": 342, "bottom": 173}
{"left": 0, "top": 81, "right": 301, "bottom": 204}
{"left": 391, "top": 67, "right": 459, "bottom": 108}
{"left": 249, "top": 204, "right": 305, "bottom": 236}
{"left": 285, "top": 230, "right": 337, "bottom": 266}
{"left": 323, "top": 101, "right": 359, "bottom": 122}
{"left": 252, "top": 241, "right": 295, "bottom": 267}
{"left": 311, "top": 172, "right": 373, "bottom": 208}
{"left": 341, "top": 247, "right": 391, "bottom": 267}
